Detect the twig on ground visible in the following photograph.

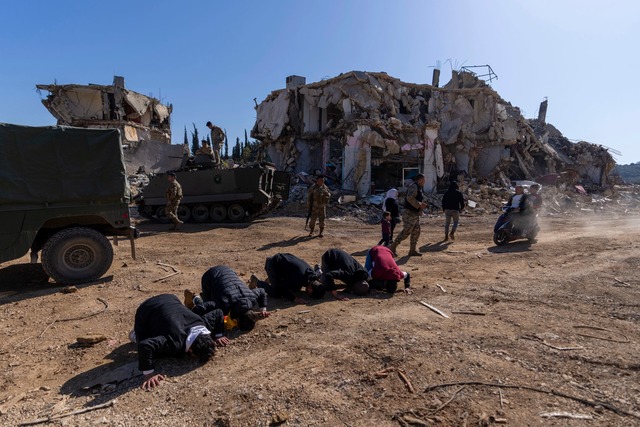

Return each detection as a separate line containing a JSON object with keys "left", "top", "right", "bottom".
{"left": 540, "top": 412, "right": 594, "bottom": 419}
{"left": 157, "top": 262, "right": 179, "bottom": 273}
{"left": 58, "top": 298, "right": 109, "bottom": 322}
{"left": 423, "top": 381, "right": 640, "bottom": 420}
{"left": 499, "top": 388, "right": 504, "bottom": 409}
{"left": 431, "top": 386, "right": 465, "bottom": 414}
{"left": 0, "top": 392, "right": 27, "bottom": 415}
{"left": 152, "top": 271, "right": 181, "bottom": 282}
{"left": 573, "top": 325, "right": 630, "bottom": 343}
{"left": 375, "top": 367, "right": 395, "bottom": 378}
{"left": 613, "top": 278, "right": 633, "bottom": 287}
{"left": 397, "top": 369, "right": 415, "bottom": 393}
{"left": 17, "top": 399, "right": 116, "bottom": 426}
{"left": 540, "top": 341, "right": 583, "bottom": 351}
{"left": 39, "top": 321, "right": 57, "bottom": 338}
{"left": 436, "top": 284, "right": 446, "bottom": 293}
{"left": 418, "top": 301, "right": 450, "bottom": 319}
{"left": 451, "top": 311, "right": 486, "bottom": 316}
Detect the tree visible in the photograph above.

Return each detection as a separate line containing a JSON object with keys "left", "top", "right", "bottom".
{"left": 224, "top": 132, "right": 229, "bottom": 159}
{"left": 233, "top": 137, "right": 241, "bottom": 160}
{"left": 190, "top": 123, "right": 200, "bottom": 155}
{"left": 183, "top": 126, "right": 188, "bottom": 147}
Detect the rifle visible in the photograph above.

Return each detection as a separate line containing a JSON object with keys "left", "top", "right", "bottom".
{"left": 305, "top": 188, "right": 314, "bottom": 229}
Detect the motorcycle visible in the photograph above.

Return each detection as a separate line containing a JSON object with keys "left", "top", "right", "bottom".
{"left": 493, "top": 207, "right": 539, "bottom": 246}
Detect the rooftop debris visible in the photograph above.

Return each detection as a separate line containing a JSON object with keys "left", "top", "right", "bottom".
{"left": 36, "top": 76, "right": 181, "bottom": 174}
{"left": 252, "top": 70, "right": 616, "bottom": 195}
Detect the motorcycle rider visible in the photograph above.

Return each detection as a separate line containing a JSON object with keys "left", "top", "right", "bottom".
{"left": 506, "top": 185, "right": 529, "bottom": 233}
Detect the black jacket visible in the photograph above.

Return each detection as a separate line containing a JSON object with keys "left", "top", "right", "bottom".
{"left": 442, "top": 188, "right": 465, "bottom": 211}
{"left": 321, "top": 248, "right": 368, "bottom": 290}
{"left": 134, "top": 294, "right": 223, "bottom": 372}
{"left": 265, "top": 253, "right": 317, "bottom": 301}
{"left": 199, "top": 266, "right": 267, "bottom": 317}
{"left": 383, "top": 198, "right": 400, "bottom": 219}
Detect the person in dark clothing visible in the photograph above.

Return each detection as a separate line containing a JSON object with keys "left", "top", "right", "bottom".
{"left": 506, "top": 185, "right": 529, "bottom": 232}
{"left": 132, "top": 294, "right": 228, "bottom": 390}
{"left": 528, "top": 184, "right": 542, "bottom": 211}
{"left": 441, "top": 181, "right": 466, "bottom": 241}
{"left": 378, "top": 211, "right": 392, "bottom": 246}
{"left": 250, "top": 253, "right": 325, "bottom": 304}
{"left": 184, "top": 266, "right": 270, "bottom": 332}
{"left": 382, "top": 189, "right": 401, "bottom": 242}
{"left": 320, "top": 248, "right": 369, "bottom": 298}
{"left": 365, "top": 246, "right": 412, "bottom": 294}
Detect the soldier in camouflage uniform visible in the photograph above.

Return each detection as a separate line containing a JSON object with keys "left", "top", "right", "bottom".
{"left": 388, "top": 174, "right": 427, "bottom": 257}
{"left": 307, "top": 175, "right": 331, "bottom": 238}
{"left": 206, "top": 121, "right": 225, "bottom": 166}
{"left": 165, "top": 172, "right": 183, "bottom": 230}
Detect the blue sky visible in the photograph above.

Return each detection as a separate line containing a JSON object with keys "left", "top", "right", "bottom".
{"left": 1, "top": 0, "right": 639, "bottom": 163}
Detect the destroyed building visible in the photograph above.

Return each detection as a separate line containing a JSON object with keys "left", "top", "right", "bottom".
{"left": 37, "top": 76, "right": 183, "bottom": 174}
{"left": 252, "top": 70, "right": 615, "bottom": 195}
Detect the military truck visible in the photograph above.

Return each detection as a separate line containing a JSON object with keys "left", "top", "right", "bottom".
{"left": 136, "top": 161, "right": 290, "bottom": 223}
{"left": 0, "top": 123, "right": 137, "bottom": 284}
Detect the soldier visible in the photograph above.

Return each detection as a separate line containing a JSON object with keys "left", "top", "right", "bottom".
{"left": 206, "top": 121, "right": 225, "bottom": 165}
{"left": 165, "top": 172, "right": 183, "bottom": 230}
{"left": 388, "top": 174, "right": 427, "bottom": 257}
{"left": 195, "top": 140, "right": 213, "bottom": 157}
{"left": 307, "top": 174, "right": 331, "bottom": 238}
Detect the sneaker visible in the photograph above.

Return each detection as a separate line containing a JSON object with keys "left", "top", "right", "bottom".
{"left": 449, "top": 232, "right": 455, "bottom": 240}
{"left": 248, "top": 274, "right": 259, "bottom": 289}
{"left": 184, "top": 289, "right": 196, "bottom": 309}
{"left": 408, "top": 250, "right": 423, "bottom": 257}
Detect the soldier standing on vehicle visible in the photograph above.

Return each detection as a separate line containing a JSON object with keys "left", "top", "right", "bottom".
{"left": 388, "top": 174, "right": 427, "bottom": 257}
{"left": 307, "top": 174, "right": 331, "bottom": 238}
{"left": 206, "top": 121, "right": 225, "bottom": 166}
{"left": 165, "top": 172, "right": 183, "bottom": 230}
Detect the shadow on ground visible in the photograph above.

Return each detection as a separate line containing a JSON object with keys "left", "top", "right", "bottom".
{"left": 0, "top": 263, "right": 112, "bottom": 305}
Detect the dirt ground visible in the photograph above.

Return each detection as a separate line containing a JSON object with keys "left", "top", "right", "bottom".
{"left": 1, "top": 212, "right": 639, "bottom": 426}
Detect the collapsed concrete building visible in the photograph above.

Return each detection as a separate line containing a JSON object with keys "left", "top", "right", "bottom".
{"left": 252, "top": 70, "right": 615, "bottom": 195}
{"left": 37, "top": 76, "right": 183, "bottom": 174}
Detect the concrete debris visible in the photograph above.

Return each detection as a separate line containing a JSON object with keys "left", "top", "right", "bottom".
{"left": 36, "top": 76, "right": 177, "bottom": 174}
{"left": 252, "top": 70, "right": 616, "bottom": 196}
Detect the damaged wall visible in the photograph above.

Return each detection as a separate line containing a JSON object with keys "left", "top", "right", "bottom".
{"left": 36, "top": 76, "right": 175, "bottom": 174}
{"left": 252, "top": 70, "right": 615, "bottom": 194}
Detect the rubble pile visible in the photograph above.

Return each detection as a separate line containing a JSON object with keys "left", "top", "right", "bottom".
{"left": 36, "top": 76, "right": 181, "bottom": 174}
{"left": 253, "top": 70, "right": 617, "bottom": 196}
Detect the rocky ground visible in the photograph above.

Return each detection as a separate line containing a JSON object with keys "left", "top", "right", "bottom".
{"left": 1, "top": 212, "right": 639, "bottom": 426}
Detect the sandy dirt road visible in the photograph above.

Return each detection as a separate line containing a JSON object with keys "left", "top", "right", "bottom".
{"left": 0, "top": 213, "right": 639, "bottom": 426}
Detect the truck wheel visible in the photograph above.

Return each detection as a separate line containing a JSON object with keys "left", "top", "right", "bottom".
{"left": 156, "top": 207, "right": 170, "bottom": 223}
{"left": 41, "top": 227, "right": 113, "bottom": 284}
{"left": 178, "top": 206, "right": 191, "bottom": 223}
{"left": 192, "top": 205, "right": 210, "bottom": 222}
{"left": 210, "top": 205, "right": 227, "bottom": 222}
{"left": 227, "top": 204, "right": 246, "bottom": 222}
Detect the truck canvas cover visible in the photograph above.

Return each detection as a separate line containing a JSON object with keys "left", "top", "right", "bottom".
{"left": 0, "top": 124, "right": 128, "bottom": 206}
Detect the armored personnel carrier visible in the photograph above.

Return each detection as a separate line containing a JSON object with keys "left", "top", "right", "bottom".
{"left": 136, "top": 161, "right": 290, "bottom": 223}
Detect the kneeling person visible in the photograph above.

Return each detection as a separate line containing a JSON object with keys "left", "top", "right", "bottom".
{"left": 185, "top": 265, "right": 270, "bottom": 332}
{"left": 132, "top": 294, "right": 227, "bottom": 390}
{"left": 251, "top": 253, "right": 325, "bottom": 304}
{"left": 320, "top": 248, "right": 369, "bottom": 299}
{"left": 365, "top": 246, "right": 412, "bottom": 294}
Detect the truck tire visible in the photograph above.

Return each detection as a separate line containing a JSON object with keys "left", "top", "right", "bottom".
{"left": 227, "top": 204, "right": 246, "bottom": 222}
{"left": 156, "top": 207, "right": 170, "bottom": 223}
{"left": 41, "top": 227, "right": 113, "bottom": 284}
{"left": 177, "top": 206, "right": 191, "bottom": 222}
{"left": 210, "top": 205, "right": 227, "bottom": 222}
{"left": 192, "top": 204, "right": 210, "bottom": 222}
